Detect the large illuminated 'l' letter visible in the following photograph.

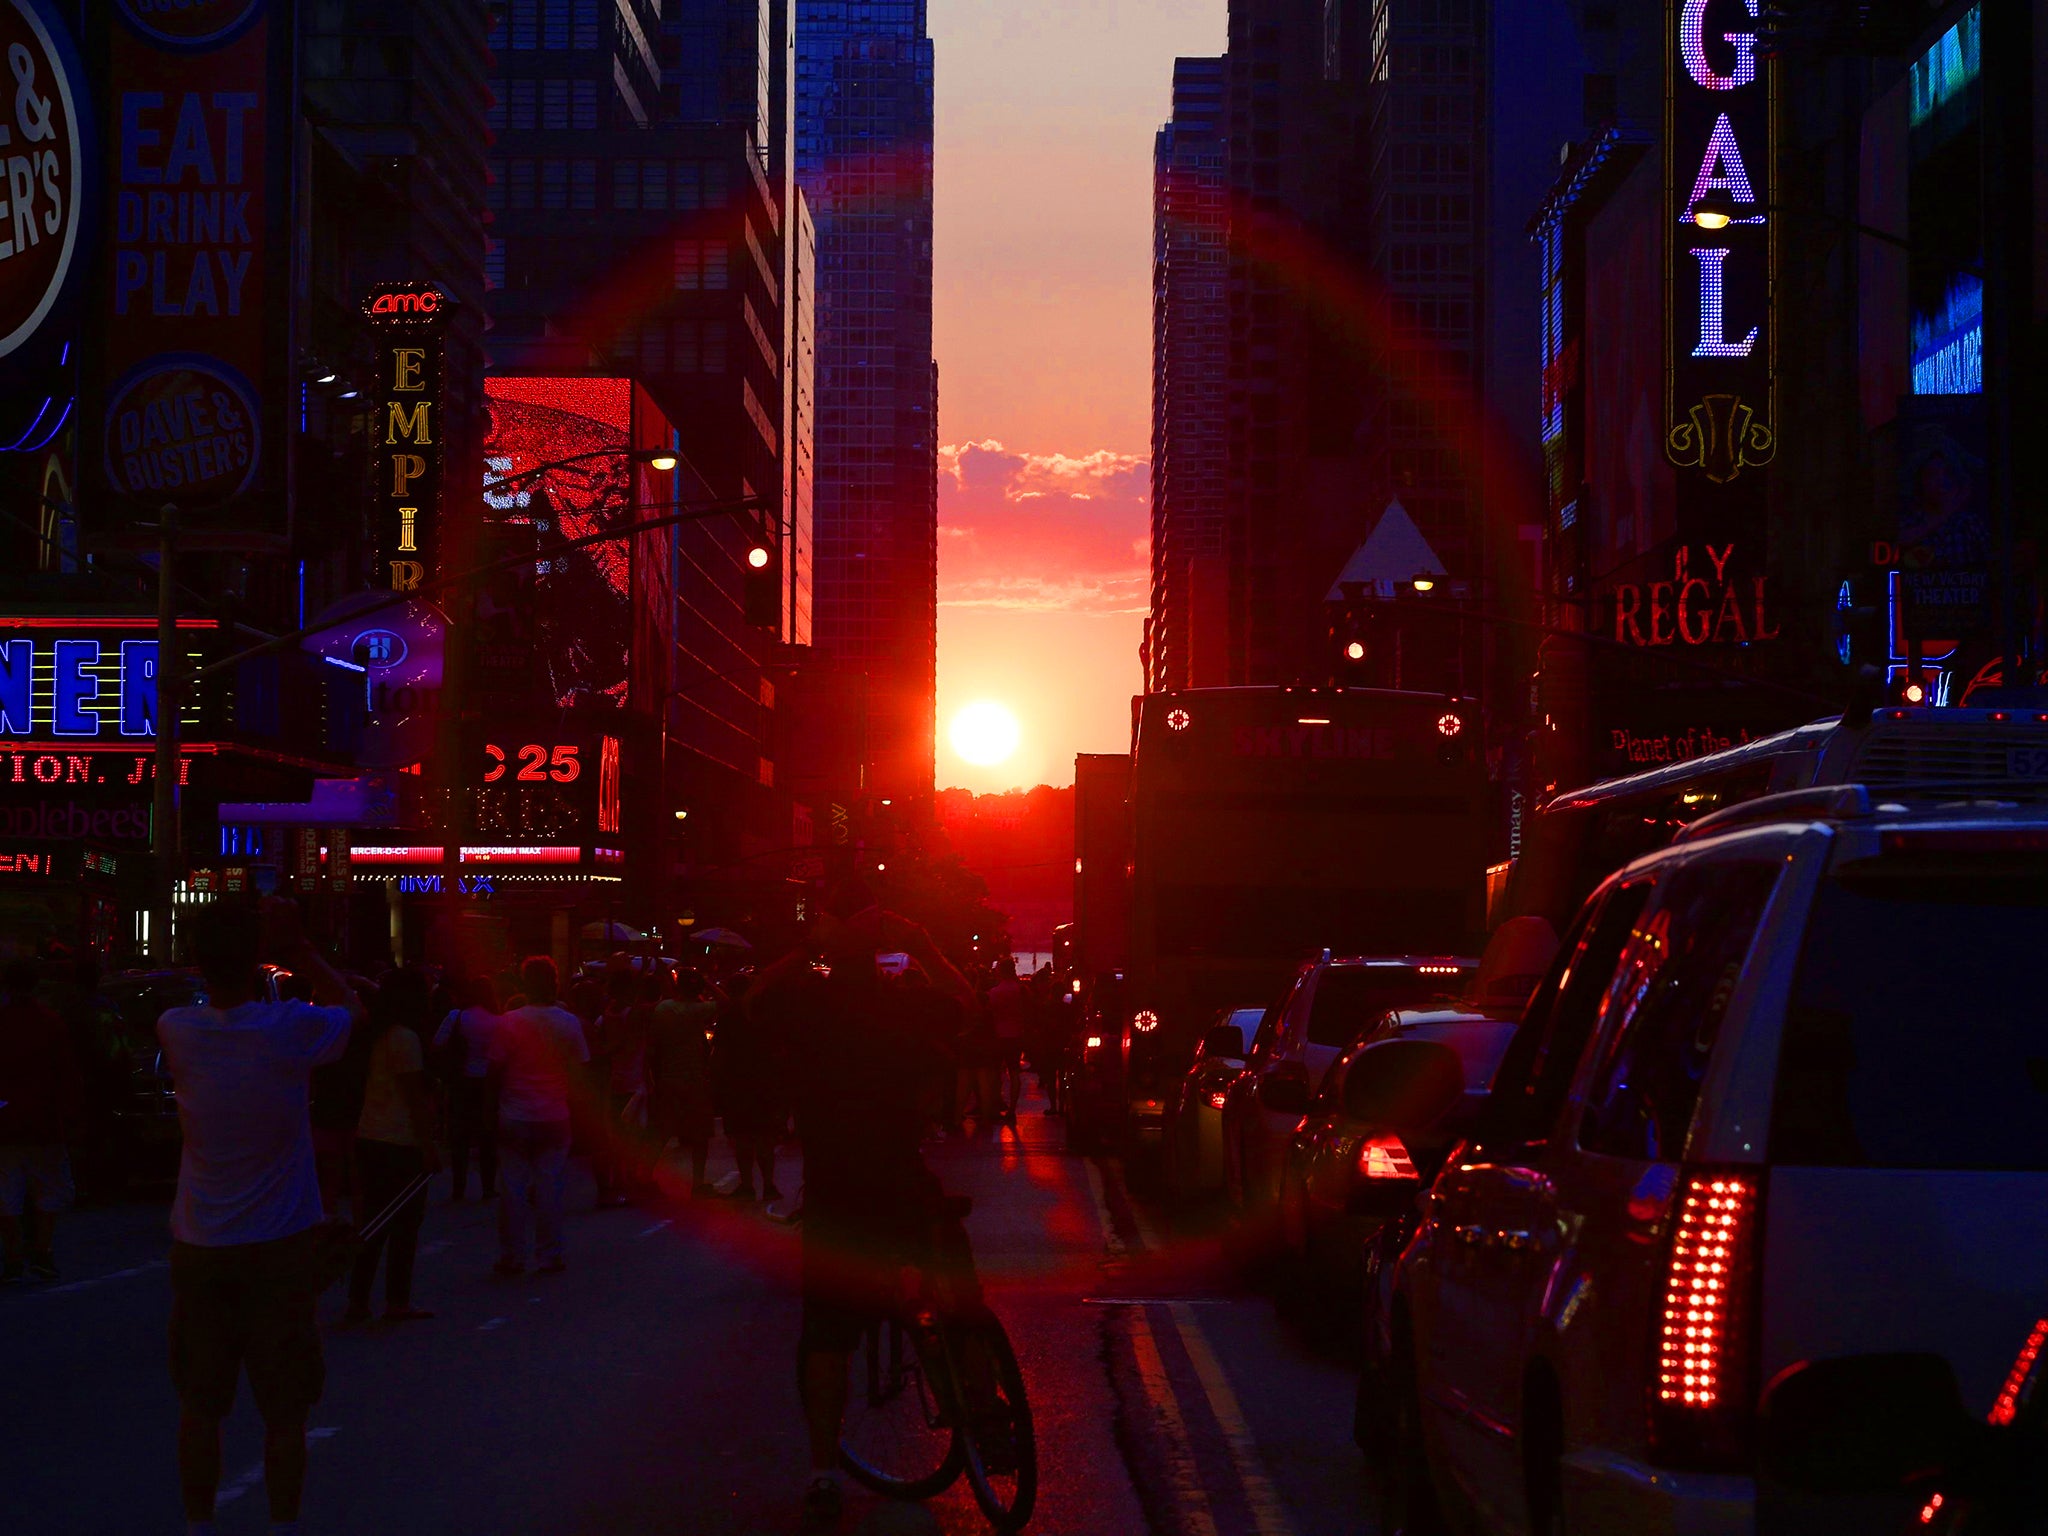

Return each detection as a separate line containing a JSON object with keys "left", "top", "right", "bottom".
{"left": 1691, "top": 248, "right": 1757, "bottom": 357}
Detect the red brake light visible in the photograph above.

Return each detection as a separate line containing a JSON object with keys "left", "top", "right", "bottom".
{"left": 1988, "top": 1317, "right": 2048, "bottom": 1426}
{"left": 1652, "top": 1171, "right": 1759, "bottom": 1465}
{"left": 1356, "top": 1133, "right": 1417, "bottom": 1180}
{"left": 1207, "top": 1090, "right": 1229, "bottom": 1111}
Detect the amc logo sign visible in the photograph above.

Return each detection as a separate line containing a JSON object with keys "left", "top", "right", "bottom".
{"left": 362, "top": 282, "right": 449, "bottom": 325}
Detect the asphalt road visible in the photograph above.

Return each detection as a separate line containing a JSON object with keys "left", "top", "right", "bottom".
{"left": 1, "top": 1092, "right": 1375, "bottom": 1536}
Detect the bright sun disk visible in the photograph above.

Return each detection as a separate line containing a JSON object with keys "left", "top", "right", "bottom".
{"left": 950, "top": 700, "right": 1021, "bottom": 766}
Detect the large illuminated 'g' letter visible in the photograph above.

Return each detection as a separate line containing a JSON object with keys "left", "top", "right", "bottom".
{"left": 1680, "top": 0, "right": 1758, "bottom": 90}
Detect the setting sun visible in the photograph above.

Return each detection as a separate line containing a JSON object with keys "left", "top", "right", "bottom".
{"left": 949, "top": 700, "right": 1023, "bottom": 766}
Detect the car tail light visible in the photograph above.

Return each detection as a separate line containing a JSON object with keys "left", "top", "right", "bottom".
{"left": 1988, "top": 1316, "right": 2048, "bottom": 1426}
{"left": 1207, "top": 1090, "right": 1229, "bottom": 1111}
{"left": 1651, "top": 1170, "right": 1760, "bottom": 1466}
{"left": 1355, "top": 1133, "right": 1417, "bottom": 1180}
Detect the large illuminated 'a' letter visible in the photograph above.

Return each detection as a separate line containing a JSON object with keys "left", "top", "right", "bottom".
{"left": 1680, "top": 0, "right": 1758, "bottom": 90}
{"left": 1691, "top": 249, "right": 1757, "bottom": 357}
{"left": 1687, "top": 113, "right": 1758, "bottom": 214}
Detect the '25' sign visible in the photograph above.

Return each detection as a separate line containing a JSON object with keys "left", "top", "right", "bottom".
{"left": 482, "top": 743, "right": 582, "bottom": 783}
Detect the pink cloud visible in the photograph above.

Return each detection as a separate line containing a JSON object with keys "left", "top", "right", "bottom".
{"left": 939, "top": 438, "right": 1149, "bottom": 615}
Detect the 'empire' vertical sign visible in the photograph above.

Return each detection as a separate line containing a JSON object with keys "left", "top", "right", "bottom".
{"left": 1666, "top": 0, "right": 1775, "bottom": 485}
{"left": 362, "top": 281, "right": 448, "bottom": 591}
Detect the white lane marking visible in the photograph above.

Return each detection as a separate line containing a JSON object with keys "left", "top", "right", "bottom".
{"left": 215, "top": 1427, "right": 340, "bottom": 1505}
{"left": 1082, "top": 1160, "right": 1125, "bottom": 1256}
{"left": 637, "top": 1219, "right": 673, "bottom": 1238}
{"left": 477, "top": 1316, "right": 508, "bottom": 1331}
{"left": 28, "top": 1258, "right": 168, "bottom": 1297}
{"left": 1169, "top": 1301, "right": 1302, "bottom": 1536}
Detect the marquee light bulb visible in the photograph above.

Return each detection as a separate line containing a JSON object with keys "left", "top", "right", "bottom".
{"left": 747, "top": 545, "right": 772, "bottom": 569}
{"left": 1345, "top": 640, "right": 1366, "bottom": 661}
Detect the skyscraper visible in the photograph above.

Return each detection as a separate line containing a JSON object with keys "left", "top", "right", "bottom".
{"left": 794, "top": 0, "right": 939, "bottom": 799}
{"left": 1147, "top": 58, "right": 1229, "bottom": 693}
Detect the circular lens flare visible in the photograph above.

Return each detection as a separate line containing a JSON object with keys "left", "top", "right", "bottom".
{"left": 950, "top": 700, "right": 1021, "bottom": 766}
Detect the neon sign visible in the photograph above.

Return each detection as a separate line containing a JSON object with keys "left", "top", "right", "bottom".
{"left": 1666, "top": 0, "right": 1774, "bottom": 482}
{"left": 1608, "top": 542, "right": 1778, "bottom": 647}
{"left": 0, "top": 620, "right": 211, "bottom": 741}
{"left": 364, "top": 281, "right": 448, "bottom": 592}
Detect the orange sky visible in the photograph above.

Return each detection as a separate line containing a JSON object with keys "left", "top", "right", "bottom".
{"left": 930, "top": 0, "right": 1223, "bottom": 793}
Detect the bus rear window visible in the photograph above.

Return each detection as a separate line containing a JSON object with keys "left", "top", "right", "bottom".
{"left": 1771, "top": 864, "right": 2048, "bottom": 1171}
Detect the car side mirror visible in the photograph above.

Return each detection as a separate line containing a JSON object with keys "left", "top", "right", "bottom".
{"left": 1255, "top": 1062, "right": 1312, "bottom": 1115}
{"left": 1757, "top": 1354, "right": 1982, "bottom": 1495}
{"left": 1200, "top": 1024, "right": 1246, "bottom": 1061}
{"left": 1339, "top": 1040, "right": 1464, "bottom": 1134}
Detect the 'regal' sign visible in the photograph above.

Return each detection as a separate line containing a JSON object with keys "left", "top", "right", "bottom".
{"left": 1665, "top": 0, "right": 1774, "bottom": 485}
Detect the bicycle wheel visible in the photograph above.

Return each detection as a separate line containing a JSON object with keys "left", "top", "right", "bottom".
{"left": 835, "top": 1319, "right": 963, "bottom": 1499}
{"left": 947, "top": 1313, "right": 1037, "bottom": 1531}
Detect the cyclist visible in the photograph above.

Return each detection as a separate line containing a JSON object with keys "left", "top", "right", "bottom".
{"left": 747, "top": 878, "right": 978, "bottom": 1529}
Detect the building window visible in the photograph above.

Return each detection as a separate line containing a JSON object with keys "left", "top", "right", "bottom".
{"left": 543, "top": 77, "right": 568, "bottom": 128}
{"left": 704, "top": 321, "right": 727, "bottom": 373}
{"left": 673, "top": 162, "right": 701, "bottom": 211}
{"left": 510, "top": 0, "right": 536, "bottom": 49}
{"left": 543, "top": 0, "right": 569, "bottom": 48}
{"left": 485, "top": 236, "right": 505, "bottom": 291}
{"left": 541, "top": 158, "right": 567, "bottom": 210}
{"left": 571, "top": 159, "right": 597, "bottom": 209}
{"left": 612, "top": 161, "right": 638, "bottom": 210}
{"left": 672, "top": 240, "right": 729, "bottom": 291}
{"left": 643, "top": 161, "right": 668, "bottom": 210}
{"left": 574, "top": 78, "right": 597, "bottom": 129}
{"left": 487, "top": 159, "right": 508, "bottom": 212}
{"left": 640, "top": 324, "right": 668, "bottom": 373}
{"left": 573, "top": 0, "right": 601, "bottom": 47}
{"left": 509, "top": 159, "right": 535, "bottom": 210}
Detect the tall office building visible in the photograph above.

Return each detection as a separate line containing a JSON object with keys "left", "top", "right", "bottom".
{"left": 794, "top": 0, "right": 939, "bottom": 800}
{"left": 1147, "top": 58, "right": 1229, "bottom": 693}
{"left": 486, "top": 0, "right": 810, "bottom": 912}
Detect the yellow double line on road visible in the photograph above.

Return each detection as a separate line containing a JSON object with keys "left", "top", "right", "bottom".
{"left": 1084, "top": 1163, "right": 1300, "bottom": 1536}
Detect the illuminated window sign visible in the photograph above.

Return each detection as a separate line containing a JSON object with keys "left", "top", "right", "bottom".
{"left": 458, "top": 845, "right": 581, "bottom": 865}
{"left": 352, "top": 845, "right": 446, "bottom": 866}
{"left": 1665, "top": 0, "right": 1775, "bottom": 482}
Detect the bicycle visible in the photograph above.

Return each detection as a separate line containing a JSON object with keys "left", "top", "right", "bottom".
{"left": 799, "top": 1194, "right": 1037, "bottom": 1531}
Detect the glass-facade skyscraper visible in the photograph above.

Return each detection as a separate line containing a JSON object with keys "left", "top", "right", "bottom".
{"left": 794, "top": 0, "right": 938, "bottom": 799}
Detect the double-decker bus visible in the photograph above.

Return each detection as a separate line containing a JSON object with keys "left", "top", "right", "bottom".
{"left": 1110, "top": 687, "right": 1488, "bottom": 1132}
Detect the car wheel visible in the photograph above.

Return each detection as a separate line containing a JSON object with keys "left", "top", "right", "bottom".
{"left": 1380, "top": 1320, "right": 1445, "bottom": 1536}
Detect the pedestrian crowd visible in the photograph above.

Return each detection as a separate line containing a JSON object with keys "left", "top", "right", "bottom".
{"left": 0, "top": 896, "right": 1066, "bottom": 1535}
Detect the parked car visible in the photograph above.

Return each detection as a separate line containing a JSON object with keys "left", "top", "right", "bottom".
{"left": 1277, "top": 1006, "right": 1520, "bottom": 1337}
{"left": 1165, "top": 1005, "right": 1266, "bottom": 1196}
{"left": 1221, "top": 953, "right": 1474, "bottom": 1223}
{"left": 1376, "top": 785, "right": 2048, "bottom": 1536}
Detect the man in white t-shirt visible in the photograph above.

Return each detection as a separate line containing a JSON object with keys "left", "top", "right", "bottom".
{"left": 156, "top": 897, "right": 363, "bottom": 1536}
{"left": 488, "top": 954, "right": 589, "bottom": 1275}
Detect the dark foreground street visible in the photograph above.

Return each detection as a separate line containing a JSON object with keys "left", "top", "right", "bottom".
{"left": 2, "top": 1092, "right": 1367, "bottom": 1536}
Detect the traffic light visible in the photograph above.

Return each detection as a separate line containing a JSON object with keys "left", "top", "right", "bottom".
{"left": 743, "top": 539, "right": 780, "bottom": 628}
